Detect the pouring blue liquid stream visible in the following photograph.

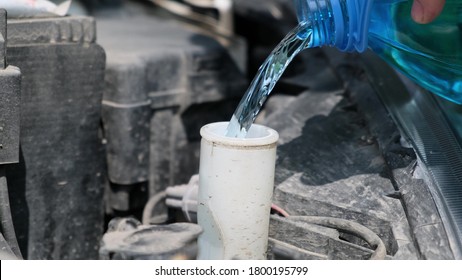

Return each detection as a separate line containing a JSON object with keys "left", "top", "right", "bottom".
{"left": 225, "top": 23, "right": 314, "bottom": 138}
{"left": 226, "top": 0, "right": 462, "bottom": 138}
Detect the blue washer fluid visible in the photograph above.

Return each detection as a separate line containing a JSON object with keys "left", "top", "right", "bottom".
{"left": 295, "top": 0, "right": 462, "bottom": 103}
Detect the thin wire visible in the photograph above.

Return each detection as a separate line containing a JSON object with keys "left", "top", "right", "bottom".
{"left": 271, "top": 203, "right": 290, "bottom": 217}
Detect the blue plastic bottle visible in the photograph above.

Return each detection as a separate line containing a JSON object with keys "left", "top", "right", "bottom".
{"left": 294, "top": 0, "right": 462, "bottom": 103}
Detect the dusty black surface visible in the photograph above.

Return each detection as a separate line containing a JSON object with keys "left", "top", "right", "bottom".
{"left": 5, "top": 17, "right": 106, "bottom": 259}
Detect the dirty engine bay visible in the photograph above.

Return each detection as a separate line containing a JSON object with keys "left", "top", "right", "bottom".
{"left": 0, "top": 0, "right": 461, "bottom": 260}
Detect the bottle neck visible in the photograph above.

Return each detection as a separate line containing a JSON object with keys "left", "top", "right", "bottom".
{"left": 295, "top": 0, "right": 373, "bottom": 52}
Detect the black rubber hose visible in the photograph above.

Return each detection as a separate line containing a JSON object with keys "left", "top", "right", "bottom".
{"left": 0, "top": 167, "right": 23, "bottom": 259}
{"left": 290, "top": 216, "right": 387, "bottom": 260}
